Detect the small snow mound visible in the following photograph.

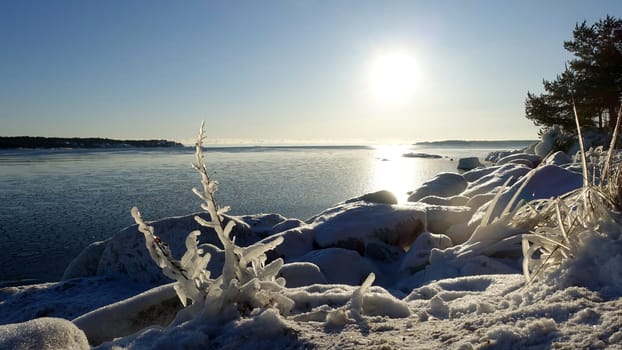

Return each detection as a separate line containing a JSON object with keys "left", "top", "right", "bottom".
{"left": 0, "top": 317, "right": 89, "bottom": 350}
{"left": 362, "top": 288, "right": 411, "bottom": 318}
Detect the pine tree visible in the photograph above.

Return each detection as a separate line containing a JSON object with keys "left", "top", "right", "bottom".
{"left": 526, "top": 15, "right": 622, "bottom": 132}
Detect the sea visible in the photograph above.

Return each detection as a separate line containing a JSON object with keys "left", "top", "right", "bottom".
{"left": 0, "top": 142, "right": 534, "bottom": 283}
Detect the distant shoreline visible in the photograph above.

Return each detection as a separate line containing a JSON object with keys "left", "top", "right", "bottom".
{"left": 414, "top": 140, "right": 536, "bottom": 148}
{"left": 0, "top": 136, "right": 184, "bottom": 149}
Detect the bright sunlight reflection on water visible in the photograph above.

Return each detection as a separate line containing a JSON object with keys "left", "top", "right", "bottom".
{"left": 371, "top": 145, "right": 418, "bottom": 203}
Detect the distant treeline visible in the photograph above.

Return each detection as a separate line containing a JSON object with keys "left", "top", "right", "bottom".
{"left": 0, "top": 136, "right": 184, "bottom": 149}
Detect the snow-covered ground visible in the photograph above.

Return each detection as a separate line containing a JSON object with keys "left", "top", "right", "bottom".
{"left": 1, "top": 135, "right": 621, "bottom": 349}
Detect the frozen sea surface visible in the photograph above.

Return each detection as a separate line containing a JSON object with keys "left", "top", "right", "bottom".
{"left": 0, "top": 144, "right": 524, "bottom": 282}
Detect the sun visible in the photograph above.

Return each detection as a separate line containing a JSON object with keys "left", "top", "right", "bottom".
{"left": 368, "top": 50, "right": 421, "bottom": 108}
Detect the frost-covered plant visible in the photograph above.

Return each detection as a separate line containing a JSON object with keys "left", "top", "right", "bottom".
{"left": 131, "top": 122, "right": 294, "bottom": 324}
{"left": 521, "top": 102, "right": 622, "bottom": 285}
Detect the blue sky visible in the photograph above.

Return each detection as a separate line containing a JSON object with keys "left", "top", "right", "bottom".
{"left": 1, "top": 1, "right": 620, "bottom": 144}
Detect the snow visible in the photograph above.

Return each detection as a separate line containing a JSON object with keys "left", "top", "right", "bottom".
{"left": 2, "top": 142, "right": 622, "bottom": 349}
{"left": 407, "top": 172, "right": 468, "bottom": 202}
{"left": 0, "top": 317, "right": 89, "bottom": 350}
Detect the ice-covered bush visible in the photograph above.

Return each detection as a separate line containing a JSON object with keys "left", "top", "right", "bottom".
{"left": 131, "top": 122, "right": 293, "bottom": 323}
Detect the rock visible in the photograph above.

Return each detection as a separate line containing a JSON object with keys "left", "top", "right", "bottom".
{"left": 400, "top": 232, "right": 453, "bottom": 274}
{"left": 95, "top": 212, "right": 256, "bottom": 285}
{"left": 238, "top": 213, "right": 298, "bottom": 238}
{"left": 0, "top": 277, "right": 151, "bottom": 325}
{"left": 418, "top": 195, "right": 469, "bottom": 206}
{"left": 364, "top": 240, "right": 406, "bottom": 261}
{"left": 461, "top": 164, "right": 531, "bottom": 198}
{"left": 485, "top": 150, "right": 521, "bottom": 163}
{"left": 0, "top": 317, "right": 89, "bottom": 350}
{"left": 407, "top": 173, "right": 468, "bottom": 202}
{"left": 465, "top": 193, "right": 495, "bottom": 210}
{"left": 462, "top": 166, "right": 500, "bottom": 182}
{"left": 344, "top": 190, "right": 398, "bottom": 205}
{"left": 402, "top": 152, "right": 442, "bottom": 159}
{"left": 495, "top": 153, "right": 542, "bottom": 168}
{"left": 73, "top": 283, "right": 181, "bottom": 346}
{"left": 62, "top": 240, "right": 109, "bottom": 280}
{"left": 295, "top": 248, "right": 375, "bottom": 285}
{"left": 272, "top": 218, "right": 305, "bottom": 233}
{"left": 310, "top": 202, "right": 426, "bottom": 250}
{"left": 260, "top": 226, "right": 315, "bottom": 262}
{"left": 278, "top": 262, "right": 327, "bottom": 287}
{"left": 445, "top": 223, "right": 471, "bottom": 245}
{"left": 457, "top": 157, "right": 483, "bottom": 171}
{"left": 423, "top": 205, "right": 473, "bottom": 234}
{"left": 485, "top": 164, "right": 583, "bottom": 220}
{"left": 544, "top": 151, "right": 572, "bottom": 166}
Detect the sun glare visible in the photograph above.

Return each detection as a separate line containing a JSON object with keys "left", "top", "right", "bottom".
{"left": 368, "top": 50, "right": 421, "bottom": 108}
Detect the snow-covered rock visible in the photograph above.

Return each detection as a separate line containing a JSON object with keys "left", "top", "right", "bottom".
{"left": 310, "top": 202, "right": 426, "bottom": 250}
{"left": 71, "top": 212, "right": 294, "bottom": 285}
{"left": 407, "top": 172, "right": 468, "bottom": 202}
{"left": 417, "top": 195, "right": 469, "bottom": 206}
{"left": 0, "top": 317, "right": 89, "bottom": 350}
{"left": 62, "top": 240, "right": 109, "bottom": 280}
{"left": 343, "top": 190, "right": 398, "bottom": 205}
{"left": 457, "top": 157, "right": 483, "bottom": 171}
{"left": 278, "top": 262, "right": 328, "bottom": 288}
{"left": 0, "top": 277, "right": 152, "bottom": 325}
{"left": 486, "top": 164, "right": 583, "bottom": 220}
{"left": 238, "top": 213, "right": 301, "bottom": 238}
{"left": 544, "top": 150, "right": 572, "bottom": 166}
{"left": 462, "top": 165, "right": 500, "bottom": 182}
{"left": 461, "top": 163, "right": 531, "bottom": 198}
{"left": 294, "top": 248, "right": 376, "bottom": 285}
{"left": 419, "top": 204, "right": 472, "bottom": 234}
{"left": 261, "top": 226, "right": 315, "bottom": 262}
{"left": 465, "top": 193, "right": 495, "bottom": 211}
{"left": 485, "top": 149, "right": 522, "bottom": 163}
{"left": 73, "top": 283, "right": 181, "bottom": 346}
{"left": 400, "top": 232, "right": 453, "bottom": 274}
{"left": 495, "top": 153, "right": 542, "bottom": 168}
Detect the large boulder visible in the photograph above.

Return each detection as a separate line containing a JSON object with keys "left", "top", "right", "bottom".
{"left": 407, "top": 173, "right": 468, "bottom": 202}
{"left": 310, "top": 202, "right": 426, "bottom": 250}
